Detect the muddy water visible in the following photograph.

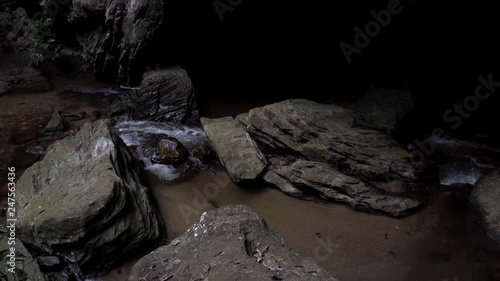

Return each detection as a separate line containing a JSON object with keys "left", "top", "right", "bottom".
{"left": 100, "top": 158, "right": 500, "bottom": 281}
{"left": 142, "top": 170, "right": 499, "bottom": 281}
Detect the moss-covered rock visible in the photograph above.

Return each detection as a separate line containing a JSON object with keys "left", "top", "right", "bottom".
{"left": 237, "top": 99, "right": 433, "bottom": 182}
{"left": 471, "top": 168, "right": 500, "bottom": 246}
{"left": 130, "top": 205, "right": 338, "bottom": 281}
{"left": 201, "top": 116, "right": 268, "bottom": 183}
{"left": 16, "top": 119, "right": 163, "bottom": 276}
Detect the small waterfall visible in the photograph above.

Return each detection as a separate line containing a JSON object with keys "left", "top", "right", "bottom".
{"left": 115, "top": 120, "right": 209, "bottom": 181}
{"left": 433, "top": 137, "right": 500, "bottom": 186}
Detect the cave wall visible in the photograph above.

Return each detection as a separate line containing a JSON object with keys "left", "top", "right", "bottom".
{"left": 2, "top": 0, "right": 500, "bottom": 139}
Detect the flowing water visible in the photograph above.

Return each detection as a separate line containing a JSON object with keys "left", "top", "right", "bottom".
{"left": 1, "top": 79, "right": 499, "bottom": 281}
{"left": 433, "top": 137, "right": 500, "bottom": 186}
{"left": 104, "top": 119, "right": 500, "bottom": 281}
{"left": 115, "top": 120, "right": 209, "bottom": 182}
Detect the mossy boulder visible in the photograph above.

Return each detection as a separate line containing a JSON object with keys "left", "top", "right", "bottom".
{"left": 130, "top": 205, "right": 338, "bottom": 281}
{"left": 201, "top": 116, "right": 268, "bottom": 183}
{"left": 16, "top": 119, "right": 163, "bottom": 276}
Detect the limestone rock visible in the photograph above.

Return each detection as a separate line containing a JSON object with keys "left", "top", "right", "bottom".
{"left": 130, "top": 205, "right": 338, "bottom": 281}
{"left": 470, "top": 168, "right": 500, "bottom": 246}
{"left": 201, "top": 116, "right": 268, "bottom": 183}
{"left": 268, "top": 160, "right": 423, "bottom": 217}
{"left": 16, "top": 120, "right": 163, "bottom": 275}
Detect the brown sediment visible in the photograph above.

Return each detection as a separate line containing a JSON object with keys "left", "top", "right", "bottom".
{"left": 147, "top": 170, "right": 500, "bottom": 281}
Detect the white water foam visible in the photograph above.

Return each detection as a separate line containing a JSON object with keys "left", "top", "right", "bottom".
{"left": 115, "top": 121, "right": 208, "bottom": 181}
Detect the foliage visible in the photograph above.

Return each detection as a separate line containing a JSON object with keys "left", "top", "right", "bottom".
{"left": 26, "top": 17, "right": 62, "bottom": 66}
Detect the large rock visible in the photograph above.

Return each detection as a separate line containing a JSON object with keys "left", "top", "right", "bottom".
{"left": 267, "top": 159, "right": 422, "bottom": 217}
{"left": 42, "top": 108, "right": 64, "bottom": 134}
{"left": 237, "top": 99, "right": 433, "bottom": 182}
{"left": 470, "top": 168, "right": 500, "bottom": 245}
{"left": 132, "top": 69, "right": 199, "bottom": 122}
{"left": 102, "top": 68, "right": 199, "bottom": 123}
{"left": 196, "top": 99, "right": 436, "bottom": 216}
{"left": 16, "top": 120, "right": 163, "bottom": 276}
{"left": 201, "top": 116, "right": 268, "bottom": 183}
{"left": 40, "top": 0, "right": 163, "bottom": 83}
{"left": 0, "top": 8, "right": 55, "bottom": 91}
{"left": 130, "top": 205, "right": 338, "bottom": 281}
{"left": 0, "top": 236, "right": 47, "bottom": 281}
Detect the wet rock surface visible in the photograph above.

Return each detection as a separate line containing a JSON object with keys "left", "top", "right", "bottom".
{"left": 102, "top": 68, "right": 199, "bottom": 124}
{"left": 267, "top": 159, "right": 423, "bottom": 217}
{"left": 157, "top": 137, "right": 189, "bottom": 165}
{"left": 198, "top": 99, "right": 435, "bottom": 216}
{"left": 201, "top": 116, "right": 268, "bottom": 183}
{"left": 130, "top": 205, "right": 338, "bottom": 281}
{"left": 0, "top": 236, "right": 47, "bottom": 281}
{"left": 40, "top": 0, "right": 164, "bottom": 83}
{"left": 0, "top": 63, "right": 51, "bottom": 95}
{"left": 345, "top": 88, "right": 414, "bottom": 135}
{"left": 42, "top": 108, "right": 64, "bottom": 134}
{"left": 16, "top": 119, "right": 163, "bottom": 277}
{"left": 470, "top": 168, "right": 500, "bottom": 246}
{"left": 192, "top": 142, "right": 215, "bottom": 161}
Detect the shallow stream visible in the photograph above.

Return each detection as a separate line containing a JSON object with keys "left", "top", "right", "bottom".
{"left": 0, "top": 78, "right": 499, "bottom": 281}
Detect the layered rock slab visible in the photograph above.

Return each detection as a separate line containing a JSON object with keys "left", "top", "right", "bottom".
{"left": 130, "top": 205, "right": 338, "bottom": 281}
{"left": 470, "top": 168, "right": 500, "bottom": 246}
{"left": 236, "top": 99, "right": 432, "bottom": 182}
{"left": 16, "top": 120, "right": 163, "bottom": 275}
{"left": 267, "top": 159, "right": 422, "bottom": 217}
{"left": 102, "top": 68, "right": 199, "bottom": 124}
